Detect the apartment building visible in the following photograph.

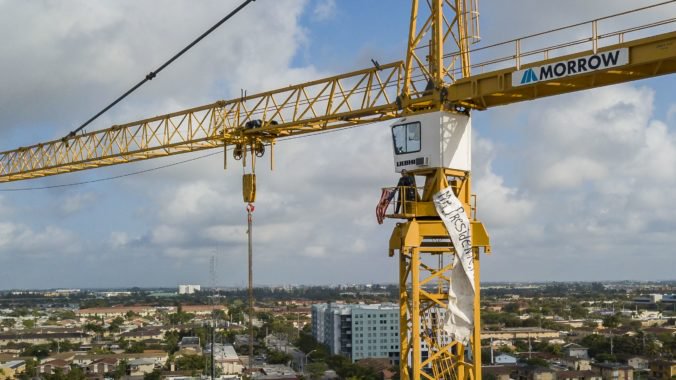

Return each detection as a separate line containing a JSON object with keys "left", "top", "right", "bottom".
{"left": 312, "top": 303, "right": 399, "bottom": 364}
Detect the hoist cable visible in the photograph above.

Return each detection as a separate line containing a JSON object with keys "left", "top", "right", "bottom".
{"left": 63, "top": 0, "right": 256, "bottom": 141}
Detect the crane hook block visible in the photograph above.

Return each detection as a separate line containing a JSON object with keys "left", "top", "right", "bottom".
{"left": 242, "top": 173, "right": 256, "bottom": 203}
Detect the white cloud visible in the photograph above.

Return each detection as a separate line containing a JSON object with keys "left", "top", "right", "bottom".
{"left": 312, "top": 0, "right": 336, "bottom": 21}
{"left": 668, "top": 104, "right": 676, "bottom": 122}
{"left": 472, "top": 134, "right": 534, "bottom": 228}
{"left": 479, "top": 84, "right": 676, "bottom": 280}
{"left": 109, "top": 231, "right": 130, "bottom": 249}
{"left": 158, "top": 181, "right": 223, "bottom": 224}
{"left": 0, "top": 0, "right": 313, "bottom": 142}
{"left": 1, "top": 1, "right": 674, "bottom": 287}
{"left": 303, "top": 245, "right": 327, "bottom": 258}
{"left": 59, "top": 192, "right": 97, "bottom": 214}
{"left": 538, "top": 156, "right": 607, "bottom": 190}
{"left": 0, "top": 196, "right": 11, "bottom": 216}
{"left": 0, "top": 223, "right": 80, "bottom": 256}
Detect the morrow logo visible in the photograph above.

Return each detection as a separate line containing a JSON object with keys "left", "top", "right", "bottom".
{"left": 512, "top": 48, "right": 629, "bottom": 88}
{"left": 520, "top": 68, "right": 538, "bottom": 84}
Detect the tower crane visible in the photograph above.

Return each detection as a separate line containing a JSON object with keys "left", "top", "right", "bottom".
{"left": 1, "top": 1, "right": 675, "bottom": 379}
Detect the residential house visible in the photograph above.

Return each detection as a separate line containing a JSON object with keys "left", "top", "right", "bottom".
{"left": 86, "top": 357, "right": 119, "bottom": 376}
{"left": 251, "top": 364, "right": 298, "bottom": 380}
{"left": 127, "top": 358, "right": 157, "bottom": 376}
{"left": 76, "top": 306, "right": 155, "bottom": 319}
{"left": 0, "top": 332, "right": 91, "bottom": 346}
{"left": 556, "top": 370, "right": 602, "bottom": 380}
{"left": 563, "top": 343, "right": 589, "bottom": 359}
{"left": 649, "top": 360, "right": 675, "bottom": 380}
{"left": 43, "top": 352, "right": 77, "bottom": 364}
{"left": 482, "top": 328, "right": 560, "bottom": 341}
{"left": 0, "top": 360, "right": 25, "bottom": 380}
{"left": 180, "top": 305, "right": 227, "bottom": 316}
{"left": 482, "top": 365, "right": 516, "bottom": 380}
{"left": 38, "top": 359, "right": 71, "bottom": 375}
{"left": 213, "top": 344, "right": 243, "bottom": 375}
{"left": 179, "top": 337, "right": 201, "bottom": 354}
{"left": 515, "top": 365, "right": 556, "bottom": 380}
{"left": 562, "top": 357, "right": 591, "bottom": 371}
{"left": 494, "top": 354, "right": 518, "bottom": 365}
{"left": 71, "top": 352, "right": 168, "bottom": 368}
{"left": 119, "top": 327, "right": 164, "bottom": 342}
{"left": 591, "top": 363, "right": 633, "bottom": 380}
{"left": 625, "top": 357, "right": 649, "bottom": 370}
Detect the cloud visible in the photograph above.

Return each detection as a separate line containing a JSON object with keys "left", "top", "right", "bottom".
{"left": 1, "top": 1, "right": 674, "bottom": 288}
{"left": 312, "top": 0, "right": 336, "bottom": 21}
{"left": 479, "top": 84, "right": 676, "bottom": 281}
{"left": 0, "top": 0, "right": 313, "bottom": 143}
{"left": 0, "top": 196, "right": 11, "bottom": 216}
{"left": 473, "top": 135, "right": 534, "bottom": 228}
{"left": 667, "top": 104, "right": 676, "bottom": 123}
{"left": 0, "top": 223, "right": 81, "bottom": 257}
{"left": 59, "top": 192, "right": 97, "bottom": 214}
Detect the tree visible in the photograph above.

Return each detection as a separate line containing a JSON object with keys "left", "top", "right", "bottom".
{"left": 109, "top": 316, "right": 125, "bottom": 333}
{"left": 65, "top": 366, "right": 86, "bottom": 380}
{"left": 305, "top": 362, "right": 328, "bottom": 380}
{"left": 49, "top": 340, "right": 78, "bottom": 353}
{"left": 1, "top": 318, "right": 15, "bottom": 328}
{"left": 583, "top": 320, "right": 599, "bottom": 329}
{"left": 21, "top": 344, "right": 51, "bottom": 359}
{"left": 125, "top": 310, "right": 139, "bottom": 320}
{"left": 212, "top": 309, "right": 226, "bottom": 321}
{"left": 84, "top": 322, "right": 104, "bottom": 337}
{"left": 113, "top": 361, "right": 128, "bottom": 380}
{"left": 164, "top": 331, "right": 180, "bottom": 354}
{"left": 22, "top": 319, "right": 35, "bottom": 329}
{"left": 168, "top": 311, "right": 195, "bottom": 325}
{"left": 267, "top": 350, "right": 292, "bottom": 364}
{"left": 116, "top": 338, "right": 130, "bottom": 350}
{"left": 143, "top": 369, "right": 162, "bottom": 380}
{"left": 126, "top": 341, "right": 146, "bottom": 353}
{"left": 504, "top": 303, "right": 521, "bottom": 314}
{"left": 524, "top": 357, "right": 549, "bottom": 368}
{"left": 175, "top": 354, "right": 206, "bottom": 372}
{"left": 581, "top": 334, "right": 609, "bottom": 359}
{"left": 56, "top": 310, "right": 77, "bottom": 320}
{"left": 18, "top": 359, "right": 37, "bottom": 380}
{"left": 603, "top": 314, "right": 621, "bottom": 329}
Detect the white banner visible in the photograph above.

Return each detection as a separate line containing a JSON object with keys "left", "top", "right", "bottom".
{"left": 433, "top": 186, "right": 475, "bottom": 344}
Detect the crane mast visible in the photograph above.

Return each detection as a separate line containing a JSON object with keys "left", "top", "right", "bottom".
{"left": 395, "top": 2, "right": 487, "bottom": 379}
{"left": 1, "top": 2, "right": 675, "bottom": 379}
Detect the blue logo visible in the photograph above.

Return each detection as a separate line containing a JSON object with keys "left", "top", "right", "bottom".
{"left": 520, "top": 68, "right": 538, "bottom": 84}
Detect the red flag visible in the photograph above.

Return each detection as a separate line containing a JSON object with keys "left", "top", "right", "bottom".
{"left": 376, "top": 188, "right": 395, "bottom": 224}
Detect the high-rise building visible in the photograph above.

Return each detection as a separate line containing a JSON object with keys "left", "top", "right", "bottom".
{"left": 311, "top": 303, "right": 400, "bottom": 364}
{"left": 312, "top": 303, "right": 455, "bottom": 366}
{"left": 178, "top": 284, "right": 201, "bottom": 294}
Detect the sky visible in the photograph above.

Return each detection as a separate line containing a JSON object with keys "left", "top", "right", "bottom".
{"left": 0, "top": 0, "right": 674, "bottom": 289}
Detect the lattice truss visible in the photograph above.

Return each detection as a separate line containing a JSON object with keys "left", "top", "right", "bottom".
{"left": 400, "top": 244, "right": 475, "bottom": 380}
{"left": 404, "top": 0, "right": 479, "bottom": 97}
{"left": 0, "top": 63, "right": 403, "bottom": 182}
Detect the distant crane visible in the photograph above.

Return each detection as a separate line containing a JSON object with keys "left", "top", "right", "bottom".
{"left": 1, "top": 1, "right": 675, "bottom": 378}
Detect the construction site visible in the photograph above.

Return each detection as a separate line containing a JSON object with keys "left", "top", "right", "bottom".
{"left": 0, "top": 1, "right": 675, "bottom": 379}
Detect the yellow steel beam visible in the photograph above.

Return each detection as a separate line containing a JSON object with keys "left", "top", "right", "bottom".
{"left": 2, "top": 30, "right": 674, "bottom": 183}
{"left": 0, "top": 63, "right": 403, "bottom": 182}
{"left": 447, "top": 31, "right": 676, "bottom": 109}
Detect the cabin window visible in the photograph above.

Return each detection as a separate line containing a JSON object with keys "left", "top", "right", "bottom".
{"left": 392, "top": 122, "right": 421, "bottom": 154}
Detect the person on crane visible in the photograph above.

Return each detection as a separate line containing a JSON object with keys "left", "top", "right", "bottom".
{"left": 392, "top": 169, "right": 417, "bottom": 214}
